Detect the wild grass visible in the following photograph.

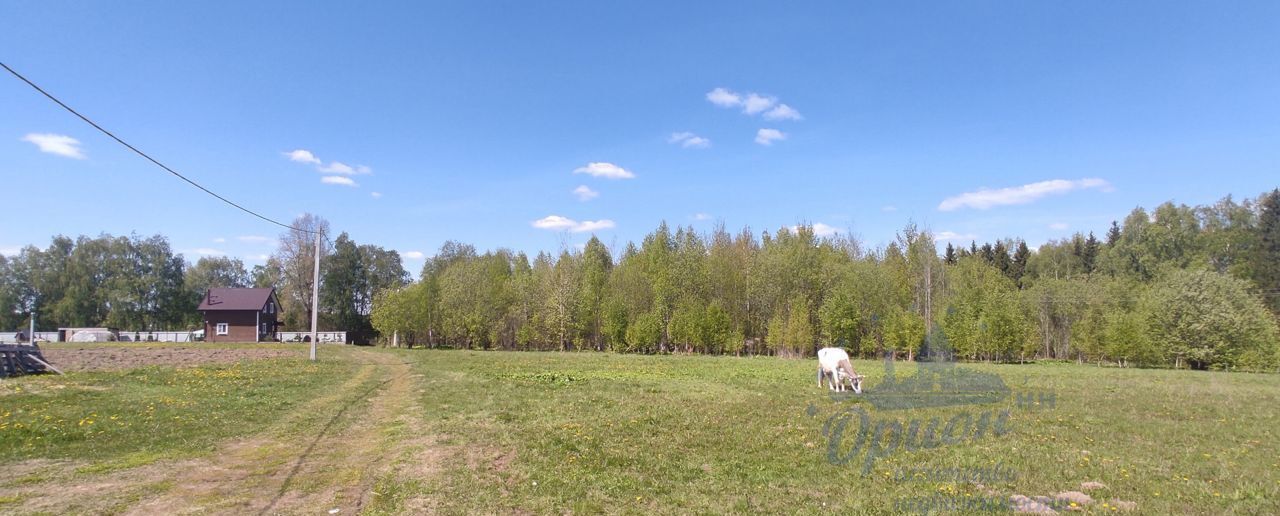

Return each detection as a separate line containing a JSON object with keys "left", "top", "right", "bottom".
{"left": 0, "top": 352, "right": 355, "bottom": 466}
{"left": 3, "top": 345, "right": 1278, "bottom": 514}
{"left": 369, "top": 351, "right": 1280, "bottom": 514}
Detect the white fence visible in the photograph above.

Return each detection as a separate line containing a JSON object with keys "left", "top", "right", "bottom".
{"left": 276, "top": 331, "right": 348, "bottom": 344}
{"left": 1, "top": 330, "right": 348, "bottom": 344}
{"left": 116, "top": 331, "right": 197, "bottom": 343}
{"left": 0, "top": 332, "right": 60, "bottom": 344}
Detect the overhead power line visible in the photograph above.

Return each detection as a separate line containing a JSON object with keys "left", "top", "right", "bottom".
{"left": 1, "top": 61, "right": 316, "bottom": 234}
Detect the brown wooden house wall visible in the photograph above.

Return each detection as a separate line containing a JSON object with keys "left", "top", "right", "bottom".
{"left": 203, "top": 307, "right": 279, "bottom": 343}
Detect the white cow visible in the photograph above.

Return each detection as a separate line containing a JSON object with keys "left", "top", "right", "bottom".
{"left": 817, "top": 347, "right": 863, "bottom": 393}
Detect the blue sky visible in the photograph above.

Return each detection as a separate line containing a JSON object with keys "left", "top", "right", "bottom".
{"left": 3, "top": 1, "right": 1278, "bottom": 270}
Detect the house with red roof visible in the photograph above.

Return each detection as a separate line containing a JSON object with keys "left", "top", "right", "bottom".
{"left": 197, "top": 288, "right": 280, "bottom": 343}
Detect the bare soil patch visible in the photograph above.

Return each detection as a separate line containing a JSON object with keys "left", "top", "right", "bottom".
{"left": 41, "top": 347, "right": 299, "bottom": 372}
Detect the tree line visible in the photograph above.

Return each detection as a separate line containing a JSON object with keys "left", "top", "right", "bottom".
{"left": 0, "top": 214, "right": 408, "bottom": 340}
{"left": 372, "top": 189, "right": 1280, "bottom": 371}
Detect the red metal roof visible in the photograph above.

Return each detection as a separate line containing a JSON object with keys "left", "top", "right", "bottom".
{"left": 198, "top": 288, "right": 277, "bottom": 311}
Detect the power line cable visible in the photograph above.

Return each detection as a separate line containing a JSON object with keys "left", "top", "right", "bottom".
{"left": 1, "top": 60, "right": 317, "bottom": 234}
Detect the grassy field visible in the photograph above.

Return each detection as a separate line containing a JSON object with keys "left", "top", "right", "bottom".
{"left": 2, "top": 344, "right": 1278, "bottom": 514}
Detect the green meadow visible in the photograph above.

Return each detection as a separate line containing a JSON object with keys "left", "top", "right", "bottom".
{"left": 2, "top": 344, "right": 1278, "bottom": 514}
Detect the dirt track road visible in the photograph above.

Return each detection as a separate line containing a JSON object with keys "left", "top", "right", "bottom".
{"left": 2, "top": 348, "right": 435, "bottom": 515}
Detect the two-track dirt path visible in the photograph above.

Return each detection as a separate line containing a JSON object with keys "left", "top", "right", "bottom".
{"left": 2, "top": 347, "right": 434, "bottom": 515}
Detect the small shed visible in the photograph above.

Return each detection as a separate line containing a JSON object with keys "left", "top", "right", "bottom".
{"left": 197, "top": 288, "right": 281, "bottom": 343}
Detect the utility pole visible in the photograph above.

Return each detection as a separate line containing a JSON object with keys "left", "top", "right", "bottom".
{"left": 29, "top": 310, "right": 35, "bottom": 346}
{"left": 310, "top": 229, "right": 321, "bottom": 361}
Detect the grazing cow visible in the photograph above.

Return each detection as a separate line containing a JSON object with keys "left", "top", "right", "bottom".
{"left": 817, "top": 347, "right": 863, "bottom": 393}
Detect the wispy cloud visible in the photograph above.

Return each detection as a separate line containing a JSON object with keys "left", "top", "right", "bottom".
{"left": 938, "top": 178, "right": 1113, "bottom": 211}
{"left": 284, "top": 149, "right": 321, "bottom": 165}
{"left": 0, "top": 246, "right": 21, "bottom": 256}
{"left": 692, "top": 212, "right": 712, "bottom": 221}
{"left": 706, "top": 88, "right": 801, "bottom": 120}
{"left": 319, "top": 162, "right": 354, "bottom": 174}
{"left": 573, "top": 185, "right": 599, "bottom": 201}
{"left": 574, "top": 219, "right": 617, "bottom": 232}
{"left": 755, "top": 128, "right": 786, "bottom": 146}
{"left": 190, "top": 248, "right": 226, "bottom": 256}
{"left": 706, "top": 87, "right": 741, "bottom": 108}
{"left": 531, "top": 215, "right": 616, "bottom": 233}
{"left": 402, "top": 251, "right": 425, "bottom": 259}
{"left": 881, "top": 205, "right": 898, "bottom": 212}
{"left": 371, "top": 191, "right": 382, "bottom": 199}
{"left": 321, "top": 176, "right": 358, "bottom": 187}
{"left": 763, "top": 104, "right": 803, "bottom": 121}
{"left": 668, "top": 132, "right": 710, "bottom": 148}
{"left": 22, "top": 133, "right": 86, "bottom": 159}
{"left": 1049, "top": 222, "right": 1070, "bottom": 230}
{"left": 238, "top": 235, "right": 272, "bottom": 243}
{"left": 318, "top": 161, "right": 372, "bottom": 175}
{"left": 213, "top": 237, "right": 227, "bottom": 243}
{"left": 742, "top": 93, "right": 776, "bottom": 115}
{"left": 284, "top": 149, "right": 371, "bottom": 181}
{"left": 573, "top": 162, "right": 635, "bottom": 179}
{"left": 791, "top": 223, "right": 840, "bottom": 237}
{"left": 936, "top": 231, "right": 978, "bottom": 241}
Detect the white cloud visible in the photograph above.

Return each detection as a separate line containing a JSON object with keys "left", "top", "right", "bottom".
{"left": 255, "top": 254, "right": 270, "bottom": 261}
{"left": 574, "top": 219, "right": 616, "bottom": 232}
{"left": 742, "top": 93, "right": 777, "bottom": 115}
{"left": 238, "top": 235, "right": 272, "bottom": 243}
{"left": 0, "top": 246, "right": 21, "bottom": 256}
{"left": 936, "top": 231, "right": 978, "bottom": 241}
{"left": 706, "top": 87, "right": 742, "bottom": 107}
{"left": 321, "top": 176, "right": 358, "bottom": 187}
{"left": 285, "top": 150, "right": 371, "bottom": 176}
{"left": 531, "top": 215, "right": 616, "bottom": 233}
{"left": 881, "top": 205, "right": 898, "bottom": 212}
{"left": 532, "top": 215, "right": 577, "bottom": 230}
{"left": 213, "top": 237, "right": 227, "bottom": 243}
{"left": 319, "top": 161, "right": 371, "bottom": 175}
{"left": 1049, "top": 222, "right": 1070, "bottom": 231}
{"left": 707, "top": 88, "right": 800, "bottom": 120}
{"left": 791, "top": 223, "right": 840, "bottom": 237}
{"left": 755, "top": 128, "right": 786, "bottom": 146}
{"left": 22, "top": 133, "right": 86, "bottom": 159}
{"left": 402, "top": 251, "right": 425, "bottom": 260}
{"left": 191, "top": 248, "right": 226, "bottom": 256}
{"left": 763, "top": 104, "right": 803, "bottom": 121}
{"left": 573, "top": 162, "right": 635, "bottom": 179}
{"left": 573, "top": 185, "right": 599, "bottom": 201}
{"left": 938, "top": 178, "right": 1113, "bottom": 211}
{"left": 371, "top": 191, "right": 382, "bottom": 199}
{"left": 693, "top": 213, "right": 712, "bottom": 221}
{"left": 668, "top": 132, "right": 710, "bottom": 148}
{"left": 284, "top": 149, "right": 321, "bottom": 165}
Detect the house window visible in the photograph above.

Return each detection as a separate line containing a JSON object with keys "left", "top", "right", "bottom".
{"left": 216, "top": 323, "right": 229, "bottom": 336}
{"left": 266, "top": 302, "right": 274, "bottom": 314}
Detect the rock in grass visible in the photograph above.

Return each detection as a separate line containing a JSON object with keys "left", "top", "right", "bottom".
{"left": 1054, "top": 491, "right": 1093, "bottom": 510}
{"left": 1080, "top": 481, "right": 1107, "bottom": 491}
{"left": 1010, "top": 494, "right": 1058, "bottom": 514}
